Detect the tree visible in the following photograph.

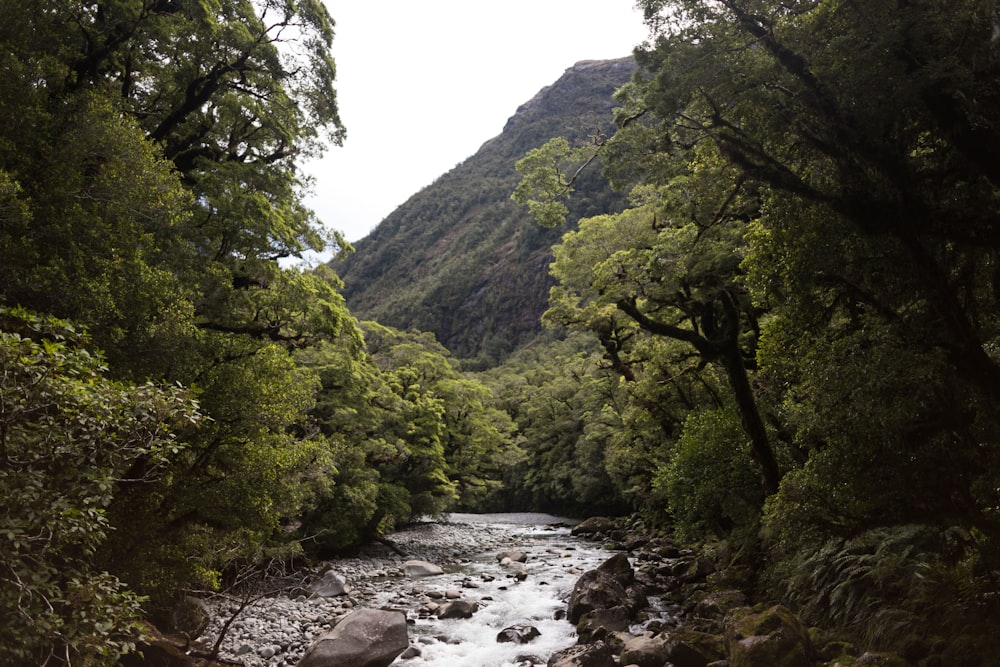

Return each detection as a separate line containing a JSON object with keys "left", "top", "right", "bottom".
{"left": 0, "top": 308, "right": 200, "bottom": 666}
{"left": 523, "top": 142, "right": 783, "bottom": 495}
{"left": 632, "top": 0, "right": 1000, "bottom": 401}
{"left": 0, "top": 0, "right": 366, "bottom": 605}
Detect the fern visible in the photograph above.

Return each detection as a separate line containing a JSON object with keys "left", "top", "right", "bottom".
{"left": 767, "top": 524, "right": 995, "bottom": 651}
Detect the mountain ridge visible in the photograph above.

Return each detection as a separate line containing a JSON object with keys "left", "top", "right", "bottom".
{"left": 335, "top": 57, "right": 636, "bottom": 365}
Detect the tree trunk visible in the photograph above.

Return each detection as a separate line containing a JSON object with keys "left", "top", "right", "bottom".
{"left": 722, "top": 342, "right": 782, "bottom": 496}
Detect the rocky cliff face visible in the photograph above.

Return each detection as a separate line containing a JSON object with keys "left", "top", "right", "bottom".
{"left": 334, "top": 58, "right": 636, "bottom": 365}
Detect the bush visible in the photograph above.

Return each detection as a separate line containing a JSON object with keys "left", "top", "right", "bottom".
{"left": 0, "top": 307, "right": 200, "bottom": 664}
{"left": 655, "top": 407, "right": 764, "bottom": 540}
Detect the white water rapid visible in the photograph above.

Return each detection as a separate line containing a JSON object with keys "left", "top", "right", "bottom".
{"left": 386, "top": 513, "right": 615, "bottom": 666}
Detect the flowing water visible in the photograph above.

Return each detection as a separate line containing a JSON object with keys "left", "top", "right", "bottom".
{"left": 383, "top": 513, "right": 615, "bottom": 667}
{"left": 202, "top": 513, "right": 622, "bottom": 666}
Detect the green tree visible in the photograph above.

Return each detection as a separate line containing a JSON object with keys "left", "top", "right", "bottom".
{"left": 0, "top": 308, "right": 200, "bottom": 666}
{"left": 528, "top": 143, "right": 782, "bottom": 495}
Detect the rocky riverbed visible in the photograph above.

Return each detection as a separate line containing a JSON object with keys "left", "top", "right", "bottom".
{"left": 158, "top": 513, "right": 921, "bottom": 667}
{"left": 199, "top": 513, "right": 638, "bottom": 667}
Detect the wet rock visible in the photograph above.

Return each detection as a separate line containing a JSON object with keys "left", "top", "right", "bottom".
{"left": 576, "top": 605, "right": 631, "bottom": 643}
{"left": 436, "top": 599, "right": 479, "bottom": 619}
{"left": 497, "top": 624, "right": 542, "bottom": 644}
{"left": 297, "top": 608, "right": 408, "bottom": 667}
{"left": 402, "top": 560, "right": 444, "bottom": 577}
{"left": 547, "top": 639, "right": 617, "bottom": 667}
{"left": 567, "top": 568, "right": 628, "bottom": 625}
{"left": 596, "top": 553, "right": 634, "bottom": 585}
{"left": 498, "top": 549, "right": 529, "bottom": 563}
{"left": 567, "top": 554, "right": 635, "bottom": 624}
{"left": 399, "top": 645, "right": 422, "bottom": 659}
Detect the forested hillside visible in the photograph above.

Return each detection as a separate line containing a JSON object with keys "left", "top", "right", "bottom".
{"left": 336, "top": 58, "right": 634, "bottom": 365}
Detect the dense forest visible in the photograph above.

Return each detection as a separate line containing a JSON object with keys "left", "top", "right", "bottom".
{"left": 2, "top": 0, "right": 1000, "bottom": 665}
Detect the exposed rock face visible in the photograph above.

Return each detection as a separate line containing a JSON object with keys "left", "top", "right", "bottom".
{"left": 296, "top": 608, "right": 408, "bottom": 667}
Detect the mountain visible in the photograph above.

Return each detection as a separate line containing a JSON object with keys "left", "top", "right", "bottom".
{"left": 334, "top": 57, "right": 636, "bottom": 366}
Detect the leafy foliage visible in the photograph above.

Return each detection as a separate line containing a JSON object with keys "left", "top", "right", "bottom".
{"left": 656, "top": 408, "right": 763, "bottom": 541}
{"left": 0, "top": 308, "right": 200, "bottom": 665}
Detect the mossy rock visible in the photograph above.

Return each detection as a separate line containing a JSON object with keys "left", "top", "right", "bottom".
{"left": 726, "top": 605, "right": 814, "bottom": 667}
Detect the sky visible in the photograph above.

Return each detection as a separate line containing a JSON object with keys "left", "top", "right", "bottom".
{"left": 302, "top": 1, "right": 650, "bottom": 245}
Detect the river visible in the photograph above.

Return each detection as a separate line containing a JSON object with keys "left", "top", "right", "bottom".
{"left": 203, "top": 513, "right": 619, "bottom": 667}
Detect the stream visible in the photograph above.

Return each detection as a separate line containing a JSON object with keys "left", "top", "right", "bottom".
{"left": 380, "top": 513, "right": 616, "bottom": 666}
{"left": 203, "top": 513, "right": 620, "bottom": 667}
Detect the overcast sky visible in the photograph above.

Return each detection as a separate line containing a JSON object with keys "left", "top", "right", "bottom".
{"left": 302, "top": 1, "right": 650, "bottom": 245}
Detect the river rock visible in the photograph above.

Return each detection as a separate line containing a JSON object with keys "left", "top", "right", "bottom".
{"left": 576, "top": 605, "right": 631, "bottom": 643}
{"left": 497, "top": 624, "right": 542, "bottom": 644}
{"left": 666, "top": 628, "right": 726, "bottom": 667}
{"left": 726, "top": 605, "right": 814, "bottom": 667}
{"left": 436, "top": 599, "right": 479, "bottom": 619}
{"left": 498, "top": 549, "right": 528, "bottom": 563}
{"left": 596, "top": 553, "right": 633, "bottom": 585}
{"left": 309, "top": 570, "right": 349, "bottom": 597}
{"left": 297, "top": 608, "right": 408, "bottom": 667}
{"left": 566, "top": 554, "right": 635, "bottom": 624}
{"left": 402, "top": 560, "right": 444, "bottom": 577}
{"left": 620, "top": 632, "right": 672, "bottom": 667}
{"left": 571, "top": 516, "right": 617, "bottom": 537}
{"left": 547, "top": 639, "right": 616, "bottom": 667}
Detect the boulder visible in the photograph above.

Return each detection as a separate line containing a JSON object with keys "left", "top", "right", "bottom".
{"left": 571, "top": 517, "right": 617, "bottom": 537}
{"left": 436, "top": 599, "right": 479, "bottom": 619}
{"left": 547, "top": 640, "right": 617, "bottom": 667}
{"left": 620, "top": 633, "right": 672, "bottom": 667}
{"left": 726, "top": 605, "right": 814, "bottom": 667}
{"left": 576, "top": 606, "right": 631, "bottom": 643}
{"left": 297, "top": 608, "right": 409, "bottom": 667}
{"left": 497, "top": 624, "right": 542, "bottom": 644}
{"left": 567, "top": 568, "right": 628, "bottom": 625}
{"left": 596, "top": 553, "right": 634, "bottom": 586}
{"left": 566, "top": 554, "right": 635, "bottom": 624}
{"left": 402, "top": 560, "right": 444, "bottom": 577}
{"left": 498, "top": 550, "right": 529, "bottom": 563}
{"left": 172, "top": 596, "right": 211, "bottom": 640}
{"left": 309, "top": 570, "right": 349, "bottom": 597}
{"left": 666, "top": 628, "right": 726, "bottom": 667}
